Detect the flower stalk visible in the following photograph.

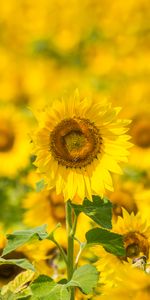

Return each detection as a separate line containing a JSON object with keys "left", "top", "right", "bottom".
{"left": 66, "top": 200, "right": 75, "bottom": 300}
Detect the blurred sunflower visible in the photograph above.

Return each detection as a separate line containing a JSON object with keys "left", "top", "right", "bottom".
{"left": 129, "top": 113, "right": 150, "bottom": 169}
{"left": 120, "top": 99, "right": 150, "bottom": 170}
{"left": 32, "top": 90, "right": 131, "bottom": 202}
{"left": 108, "top": 179, "right": 138, "bottom": 221}
{"left": 0, "top": 105, "right": 30, "bottom": 177}
{"left": 23, "top": 189, "right": 66, "bottom": 231}
{"left": 99, "top": 263, "right": 150, "bottom": 300}
{"left": 23, "top": 188, "right": 91, "bottom": 243}
{"left": 95, "top": 209, "right": 150, "bottom": 291}
{"left": 29, "top": 238, "right": 67, "bottom": 279}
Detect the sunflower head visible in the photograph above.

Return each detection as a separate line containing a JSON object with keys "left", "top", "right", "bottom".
{"left": 113, "top": 209, "right": 150, "bottom": 260}
{"left": 128, "top": 111, "right": 150, "bottom": 169}
{"left": 23, "top": 189, "right": 66, "bottom": 230}
{"left": 131, "top": 114, "right": 150, "bottom": 149}
{"left": 25, "top": 238, "right": 67, "bottom": 278}
{"left": 32, "top": 90, "right": 131, "bottom": 202}
{"left": 95, "top": 208, "right": 150, "bottom": 293}
{"left": 0, "top": 105, "right": 30, "bottom": 176}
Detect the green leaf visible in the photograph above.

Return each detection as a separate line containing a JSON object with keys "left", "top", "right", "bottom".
{"left": 0, "top": 258, "right": 35, "bottom": 272}
{"left": 44, "top": 285, "right": 70, "bottom": 300}
{"left": 72, "top": 196, "right": 112, "bottom": 229}
{"left": 36, "top": 179, "right": 45, "bottom": 192}
{"left": 86, "top": 228, "right": 125, "bottom": 256}
{"left": 2, "top": 225, "right": 48, "bottom": 256}
{"left": 30, "top": 275, "right": 56, "bottom": 298}
{"left": 13, "top": 287, "right": 32, "bottom": 299}
{"left": 30, "top": 276, "right": 70, "bottom": 300}
{"left": 67, "top": 264, "right": 99, "bottom": 294}
{"left": 1, "top": 291, "right": 32, "bottom": 300}
{"left": 0, "top": 291, "right": 15, "bottom": 300}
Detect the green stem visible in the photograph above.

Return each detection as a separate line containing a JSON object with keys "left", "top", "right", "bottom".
{"left": 66, "top": 200, "right": 75, "bottom": 300}
{"left": 71, "top": 214, "right": 78, "bottom": 237}
{"left": 74, "top": 242, "right": 86, "bottom": 270}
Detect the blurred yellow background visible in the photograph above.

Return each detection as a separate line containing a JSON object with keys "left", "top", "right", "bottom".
{"left": 0, "top": 0, "right": 150, "bottom": 238}
{"left": 0, "top": 0, "right": 150, "bottom": 225}
{"left": 0, "top": 1, "right": 150, "bottom": 296}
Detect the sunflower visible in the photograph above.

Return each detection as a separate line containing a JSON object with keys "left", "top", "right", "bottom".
{"left": 107, "top": 179, "right": 138, "bottom": 221}
{"left": 28, "top": 238, "right": 67, "bottom": 279}
{"left": 119, "top": 99, "right": 150, "bottom": 170}
{"left": 99, "top": 263, "right": 150, "bottom": 300}
{"left": 113, "top": 209, "right": 150, "bottom": 259}
{"left": 95, "top": 208, "right": 150, "bottom": 292}
{"left": 23, "top": 189, "right": 66, "bottom": 232}
{"left": 23, "top": 188, "right": 91, "bottom": 243}
{"left": 108, "top": 175, "right": 150, "bottom": 222}
{"left": 32, "top": 90, "right": 131, "bottom": 202}
{"left": 0, "top": 105, "right": 30, "bottom": 177}
{"left": 129, "top": 112, "right": 150, "bottom": 170}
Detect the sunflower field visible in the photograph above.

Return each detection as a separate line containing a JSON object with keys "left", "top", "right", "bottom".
{"left": 0, "top": 1, "right": 150, "bottom": 299}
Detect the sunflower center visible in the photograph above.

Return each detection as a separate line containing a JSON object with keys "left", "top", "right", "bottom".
{"left": 124, "top": 232, "right": 149, "bottom": 259}
{"left": 131, "top": 117, "right": 150, "bottom": 148}
{"left": 50, "top": 118, "right": 102, "bottom": 168}
{"left": 47, "top": 191, "right": 65, "bottom": 224}
{"left": 65, "top": 131, "right": 86, "bottom": 152}
{"left": 0, "top": 123, "right": 15, "bottom": 152}
{"left": 126, "top": 244, "right": 140, "bottom": 258}
{"left": 111, "top": 190, "right": 138, "bottom": 218}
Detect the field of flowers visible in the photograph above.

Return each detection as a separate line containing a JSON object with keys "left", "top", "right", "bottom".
{"left": 0, "top": 1, "right": 150, "bottom": 299}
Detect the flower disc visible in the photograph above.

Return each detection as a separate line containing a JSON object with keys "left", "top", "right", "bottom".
{"left": 50, "top": 117, "right": 102, "bottom": 168}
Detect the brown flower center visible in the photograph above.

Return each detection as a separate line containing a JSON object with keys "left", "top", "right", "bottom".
{"left": 130, "top": 116, "right": 150, "bottom": 149}
{"left": 124, "top": 232, "right": 149, "bottom": 259}
{"left": 0, "top": 122, "right": 15, "bottom": 152}
{"left": 50, "top": 118, "right": 102, "bottom": 168}
{"left": 111, "top": 190, "right": 138, "bottom": 218}
{"left": 47, "top": 190, "right": 65, "bottom": 224}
